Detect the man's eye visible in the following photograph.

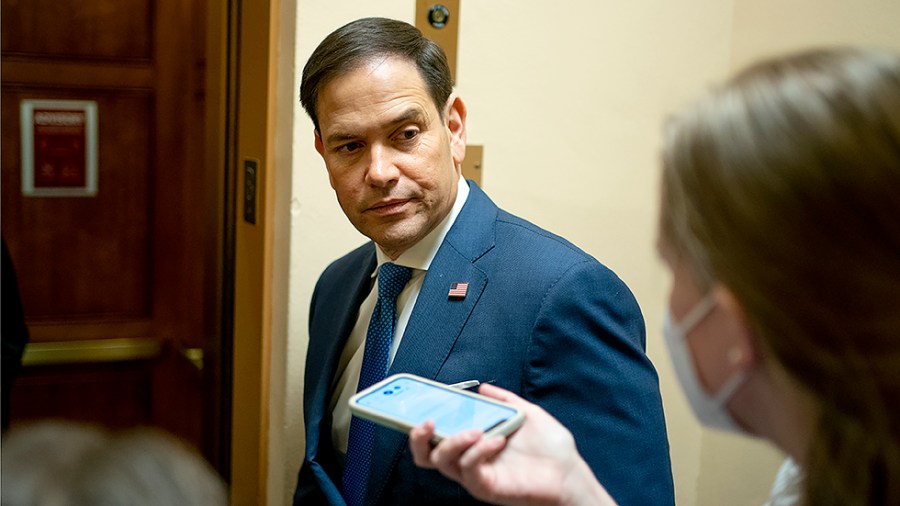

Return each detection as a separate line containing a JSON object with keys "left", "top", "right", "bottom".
{"left": 337, "top": 142, "right": 362, "bottom": 153}
{"left": 397, "top": 128, "right": 419, "bottom": 142}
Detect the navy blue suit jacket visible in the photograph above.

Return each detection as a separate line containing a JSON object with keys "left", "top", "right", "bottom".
{"left": 294, "top": 182, "right": 674, "bottom": 505}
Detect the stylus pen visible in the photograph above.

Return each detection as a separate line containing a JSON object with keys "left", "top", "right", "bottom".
{"left": 448, "top": 380, "right": 480, "bottom": 390}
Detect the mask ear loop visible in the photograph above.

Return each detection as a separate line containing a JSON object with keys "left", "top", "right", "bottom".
{"left": 711, "top": 367, "right": 749, "bottom": 405}
{"left": 673, "top": 293, "right": 718, "bottom": 337}
{"left": 674, "top": 294, "right": 750, "bottom": 403}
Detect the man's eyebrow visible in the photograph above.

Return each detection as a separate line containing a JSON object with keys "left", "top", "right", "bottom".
{"left": 324, "top": 108, "right": 428, "bottom": 146}
{"left": 324, "top": 132, "right": 358, "bottom": 146}
{"left": 389, "top": 107, "right": 427, "bottom": 127}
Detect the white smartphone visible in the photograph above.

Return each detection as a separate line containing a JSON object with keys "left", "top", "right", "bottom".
{"left": 348, "top": 373, "right": 525, "bottom": 441}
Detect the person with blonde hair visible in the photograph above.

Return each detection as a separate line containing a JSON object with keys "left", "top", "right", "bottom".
{"left": 410, "top": 46, "right": 900, "bottom": 506}
{"left": 1, "top": 421, "right": 228, "bottom": 506}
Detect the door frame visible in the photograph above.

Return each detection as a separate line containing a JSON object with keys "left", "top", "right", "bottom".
{"left": 211, "top": 0, "right": 296, "bottom": 503}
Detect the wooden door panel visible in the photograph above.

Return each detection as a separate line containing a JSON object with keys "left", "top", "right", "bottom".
{"left": 1, "top": 0, "right": 153, "bottom": 61}
{"left": 1, "top": 0, "right": 217, "bottom": 465}
{"left": 2, "top": 87, "right": 153, "bottom": 322}
{"left": 12, "top": 361, "right": 155, "bottom": 428}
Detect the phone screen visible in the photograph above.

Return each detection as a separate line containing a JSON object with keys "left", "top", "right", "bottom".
{"left": 354, "top": 376, "right": 517, "bottom": 436}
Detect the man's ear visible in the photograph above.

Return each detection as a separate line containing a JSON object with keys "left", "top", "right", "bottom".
{"left": 445, "top": 94, "right": 467, "bottom": 166}
{"left": 713, "top": 285, "right": 757, "bottom": 370}
{"left": 314, "top": 129, "right": 325, "bottom": 157}
{"left": 314, "top": 129, "right": 336, "bottom": 189}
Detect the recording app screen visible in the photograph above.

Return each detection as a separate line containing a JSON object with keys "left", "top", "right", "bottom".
{"left": 357, "top": 377, "right": 515, "bottom": 436}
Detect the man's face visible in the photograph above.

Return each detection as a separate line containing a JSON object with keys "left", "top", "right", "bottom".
{"left": 314, "top": 57, "right": 466, "bottom": 259}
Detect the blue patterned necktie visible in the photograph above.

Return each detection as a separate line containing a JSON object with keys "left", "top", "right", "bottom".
{"left": 342, "top": 262, "right": 412, "bottom": 506}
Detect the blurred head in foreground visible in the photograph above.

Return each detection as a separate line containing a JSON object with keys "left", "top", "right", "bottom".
{"left": 1, "top": 420, "right": 227, "bottom": 506}
{"left": 659, "top": 47, "right": 900, "bottom": 505}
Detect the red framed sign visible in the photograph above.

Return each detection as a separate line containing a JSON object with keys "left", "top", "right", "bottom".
{"left": 20, "top": 99, "right": 98, "bottom": 197}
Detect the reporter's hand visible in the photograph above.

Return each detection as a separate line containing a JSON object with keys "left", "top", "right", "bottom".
{"left": 409, "top": 384, "right": 617, "bottom": 506}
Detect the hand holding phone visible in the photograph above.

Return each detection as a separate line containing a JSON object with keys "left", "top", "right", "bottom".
{"left": 348, "top": 373, "right": 525, "bottom": 441}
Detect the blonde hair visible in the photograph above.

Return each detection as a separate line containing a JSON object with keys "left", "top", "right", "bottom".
{"left": 1, "top": 421, "right": 228, "bottom": 506}
{"left": 660, "top": 47, "right": 900, "bottom": 505}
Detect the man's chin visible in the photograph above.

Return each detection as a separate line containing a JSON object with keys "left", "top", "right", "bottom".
{"left": 367, "top": 224, "right": 426, "bottom": 257}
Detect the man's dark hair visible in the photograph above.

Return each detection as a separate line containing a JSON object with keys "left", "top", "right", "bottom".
{"left": 300, "top": 17, "right": 453, "bottom": 132}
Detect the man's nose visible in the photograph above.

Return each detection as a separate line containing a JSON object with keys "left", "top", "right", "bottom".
{"left": 365, "top": 144, "right": 400, "bottom": 186}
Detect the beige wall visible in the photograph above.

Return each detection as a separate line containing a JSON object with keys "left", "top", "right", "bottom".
{"left": 269, "top": 1, "right": 900, "bottom": 504}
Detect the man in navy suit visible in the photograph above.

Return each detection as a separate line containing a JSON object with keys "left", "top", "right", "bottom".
{"left": 293, "top": 17, "right": 673, "bottom": 506}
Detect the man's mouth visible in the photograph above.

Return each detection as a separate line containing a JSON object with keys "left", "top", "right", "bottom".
{"left": 368, "top": 199, "right": 410, "bottom": 215}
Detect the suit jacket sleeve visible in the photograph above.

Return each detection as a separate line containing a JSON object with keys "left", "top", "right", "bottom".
{"left": 523, "top": 259, "right": 674, "bottom": 506}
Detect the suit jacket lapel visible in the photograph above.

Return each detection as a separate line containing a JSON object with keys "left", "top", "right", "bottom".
{"left": 390, "top": 258, "right": 487, "bottom": 378}
{"left": 305, "top": 246, "right": 376, "bottom": 465}
{"left": 365, "top": 182, "right": 498, "bottom": 504}
{"left": 392, "top": 182, "right": 497, "bottom": 378}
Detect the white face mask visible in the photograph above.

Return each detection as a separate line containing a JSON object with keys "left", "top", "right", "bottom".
{"left": 663, "top": 293, "right": 748, "bottom": 433}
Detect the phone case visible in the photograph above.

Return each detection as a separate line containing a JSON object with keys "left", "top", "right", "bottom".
{"left": 348, "top": 373, "right": 525, "bottom": 441}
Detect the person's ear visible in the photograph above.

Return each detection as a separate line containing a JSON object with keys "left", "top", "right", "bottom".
{"left": 314, "top": 129, "right": 325, "bottom": 157}
{"left": 314, "top": 129, "right": 337, "bottom": 189}
{"left": 445, "top": 94, "right": 467, "bottom": 166}
{"left": 712, "top": 285, "right": 757, "bottom": 371}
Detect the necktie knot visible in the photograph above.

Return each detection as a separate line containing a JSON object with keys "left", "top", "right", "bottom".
{"left": 377, "top": 262, "right": 412, "bottom": 301}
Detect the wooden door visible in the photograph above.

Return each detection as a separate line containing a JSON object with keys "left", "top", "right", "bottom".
{"left": 1, "top": 0, "right": 225, "bottom": 469}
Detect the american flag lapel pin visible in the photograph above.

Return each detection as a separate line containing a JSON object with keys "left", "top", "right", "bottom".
{"left": 448, "top": 282, "right": 469, "bottom": 299}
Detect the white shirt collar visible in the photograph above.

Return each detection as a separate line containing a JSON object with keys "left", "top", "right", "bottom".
{"left": 374, "top": 176, "right": 470, "bottom": 273}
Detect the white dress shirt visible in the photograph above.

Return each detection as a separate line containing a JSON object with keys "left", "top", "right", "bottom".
{"left": 330, "top": 177, "right": 470, "bottom": 455}
{"left": 763, "top": 457, "right": 804, "bottom": 506}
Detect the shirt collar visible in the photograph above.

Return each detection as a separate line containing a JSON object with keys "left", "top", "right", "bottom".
{"left": 374, "top": 176, "right": 470, "bottom": 275}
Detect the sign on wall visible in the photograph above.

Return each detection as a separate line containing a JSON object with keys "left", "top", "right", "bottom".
{"left": 20, "top": 99, "right": 98, "bottom": 197}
